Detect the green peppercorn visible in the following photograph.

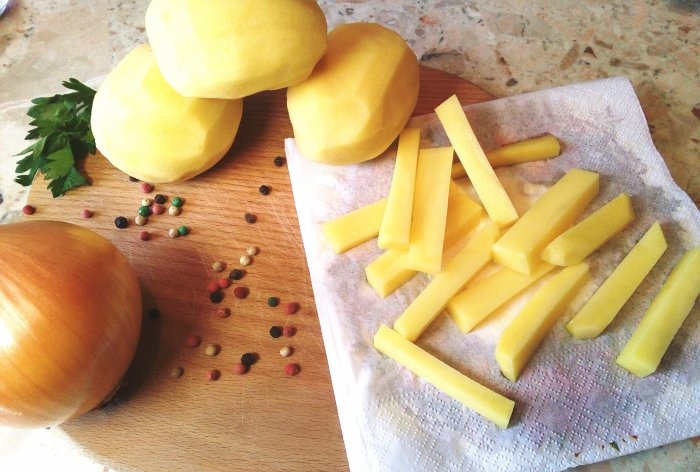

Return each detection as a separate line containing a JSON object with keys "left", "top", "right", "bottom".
{"left": 138, "top": 206, "right": 152, "bottom": 217}
{"left": 177, "top": 225, "right": 189, "bottom": 236}
{"left": 171, "top": 197, "right": 184, "bottom": 207}
{"left": 267, "top": 296, "right": 280, "bottom": 307}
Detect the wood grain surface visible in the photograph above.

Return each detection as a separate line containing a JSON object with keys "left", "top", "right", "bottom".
{"left": 24, "top": 67, "right": 494, "bottom": 472}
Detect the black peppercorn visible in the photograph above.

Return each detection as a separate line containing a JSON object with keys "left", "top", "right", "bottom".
{"left": 229, "top": 269, "right": 244, "bottom": 280}
{"left": 244, "top": 212, "right": 257, "bottom": 224}
{"left": 114, "top": 216, "right": 129, "bottom": 229}
{"left": 274, "top": 156, "right": 285, "bottom": 167}
{"left": 269, "top": 326, "right": 283, "bottom": 338}
{"left": 241, "top": 352, "right": 257, "bottom": 366}
{"left": 259, "top": 185, "right": 270, "bottom": 195}
{"left": 154, "top": 193, "right": 167, "bottom": 204}
{"left": 209, "top": 291, "right": 224, "bottom": 304}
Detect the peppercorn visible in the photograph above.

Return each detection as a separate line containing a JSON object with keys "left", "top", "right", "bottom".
{"left": 177, "top": 225, "right": 189, "bottom": 236}
{"left": 148, "top": 308, "right": 160, "bottom": 319}
{"left": 128, "top": 176, "right": 139, "bottom": 182}
{"left": 210, "top": 291, "right": 224, "bottom": 303}
{"left": 246, "top": 246, "right": 259, "bottom": 256}
{"left": 204, "top": 344, "right": 220, "bottom": 357}
{"left": 258, "top": 185, "right": 270, "bottom": 195}
{"left": 240, "top": 352, "right": 257, "bottom": 366}
{"left": 168, "top": 205, "right": 181, "bottom": 216}
{"left": 134, "top": 215, "right": 147, "bottom": 226}
{"left": 239, "top": 255, "right": 251, "bottom": 266}
{"left": 81, "top": 209, "right": 93, "bottom": 218}
{"left": 267, "top": 296, "right": 279, "bottom": 307}
{"left": 274, "top": 156, "right": 285, "bottom": 167}
{"left": 168, "top": 228, "right": 179, "bottom": 238}
{"left": 217, "top": 278, "right": 231, "bottom": 289}
{"left": 244, "top": 212, "right": 257, "bottom": 224}
{"left": 283, "top": 326, "right": 296, "bottom": 337}
{"left": 279, "top": 346, "right": 292, "bottom": 358}
{"left": 185, "top": 334, "right": 201, "bottom": 348}
{"left": 139, "top": 231, "right": 150, "bottom": 241}
{"left": 207, "top": 281, "right": 220, "bottom": 293}
{"left": 233, "top": 286, "right": 249, "bottom": 299}
{"left": 154, "top": 194, "right": 167, "bottom": 204}
{"left": 151, "top": 203, "right": 165, "bottom": 215}
{"left": 216, "top": 307, "right": 230, "bottom": 318}
{"left": 229, "top": 269, "right": 244, "bottom": 280}
{"left": 140, "top": 182, "right": 153, "bottom": 193}
{"left": 206, "top": 369, "right": 221, "bottom": 381}
{"left": 232, "top": 363, "right": 248, "bottom": 375}
{"left": 138, "top": 206, "right": 152, "bottom": 217}
{"left": 114, "top": 216, "right": 129, "bottom": 229}
{"left": 171, "top": 196, "right": 184, "bottom": 207}
{"left": 283, "top": 302, "right": 300, "bottom": 315}
{"left": 170, "top": 367, "right": 184, "bottom": 378}
{"left": 141, "top": 197, "right": 153, "bottom": 207}
{"left": 284, "top": 363, "right": 300, "bottom": 376}
{"left": 212, "top": 261, "right": 225, "bottom": 272}
{"left": 269, "top": 325, "right": 283, "bottom": 338}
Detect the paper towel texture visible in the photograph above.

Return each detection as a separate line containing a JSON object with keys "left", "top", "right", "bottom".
{"left": 285, "top": 77, "right": 700, "bottom": 472}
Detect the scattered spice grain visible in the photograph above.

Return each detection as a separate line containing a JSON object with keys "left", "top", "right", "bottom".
{"left": 244, "top": 212, "right": 257, "bottom": 224}
{"left": 274, "top": 156, "right": 285, "bottom": 167}
{"left": 279, "top": 346, "right": 292, "bottom": 358}
{"left": 229, "top": 269, "right": 244, "bottom": 280}
{"left": 141, "top": 198, "right": 153, "bottom": 207}
{"left": 283, "top": 326, "right": 296, "bottom": 337}
{"left": 168, "top": 228, "right": 179, "bottom": 238}
{"left": 139, "top": 182, "right": 154, "bottom": 193}
{"left": 177, "top": 225, "right": 189, "bottom": 236}
{"left": 134, "top": 215, "right": 147, "bottom": 226}
{"left": 81, "top": 209, "right": 93, "bottom": 218}
{"left": 216, "top": 307, "right": 230, "bottom": 318}
{"left": 185, "top": 334, "right": 201, "bottom": 348}
{"left": 170, "top": 367, "right": 184, "bottom": 378}
{"left": 284, "top": 363, "right": 300, "bottom": 376}
{"left": 258, "top": 185, "right": 270, "bottom": 195}
{"left": 114, "top": 216, "right": 129, "bottom": 229}
{"left": 233, "top": 286, "right": 249, "bottom": 299}
{"left": 209, "top": 291, "right": 224, "bottom": 304}
{"left": 171, "top": 196, "right": 184, "bottom": 207}
{"left": 246, "top": 246, "right": 259, "bottom": 256}
{"left": 212, "top": 261, "right": 225, "bottom": 272}
{"left": 283, "top": 302, "right": 300, "bottom": 315}
{"left": 217, "top": 278, "right": 231, "bottom": 289}
{"left": 267, "top": 296, "right": 280, "bottom": 307}
{"left": 240, "top": 352, "right": 257, "bottom": 366}
{"left": 206, "top": 369, "right": 221, "bottom": 381}
{"left": 168, "top": 206, "right": 181, "bottom": 216}
{"left": 232, "top": 363, "right": 248, "bottom": 375}
{"left": 152, "top": 204, "right": 165, "bottom": 215}
{"left": 139, "top": 230, "right": 150, "bottom": 241}
{"left": 138, "top": 206, "right": 152, "bottom": 217}
{"left": 154, "top": 194, "right": 167, "bottom": 204}
{"left": 204, "top": 344, "right": 220, "bottom": 357}
{"left": 239, "top": 255, "right": 251, "bottom": 266}
{"left": 269, "top": 326, "right": 283, "bottom": 338}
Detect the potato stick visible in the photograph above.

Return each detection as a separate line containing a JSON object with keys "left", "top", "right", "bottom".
{"left": 321, "top": 198, "right": 387, "bottom": 253}
{"left": 378, "top": 128, "right": 421, "bottom": 250}
{"left": 616, "top": 247, "right": 700, "bottom": 378}
{"left": 451, "top": 134, "right": 561, "bottom": 179}
{"left": 566, "top": 222, "right": 667, "bottom": 339}
{"left": 374, "top": 324, "right": 515, "bottom": 429}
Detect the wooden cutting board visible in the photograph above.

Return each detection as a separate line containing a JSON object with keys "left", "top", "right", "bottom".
{"left": 24, "top": 67, "right": 494, "bottom": 472}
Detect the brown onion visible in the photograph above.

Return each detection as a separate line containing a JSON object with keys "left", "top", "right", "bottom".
{"left": 0, "top": 220, "right": 142, "bottom": 428}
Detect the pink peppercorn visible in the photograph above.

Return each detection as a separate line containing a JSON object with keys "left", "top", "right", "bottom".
{"left": 233, "top": 286, "right": 249, "bottom": 299}
{"left": 216, "top": 278, "right": 231, "bottom": 289}
{"left": 207, "top": 281, "right": 220, "bottom": 293}
{"left": 185, "top": 334, "right": 201, "bottom": 348}
{"left": 283, "top": 302, "right": 300, "bottom": 315}
{"left": 284, "top": 363, "right": 300, "bottom": 376}
{"left": 151, "top": 203, "right": 165, "bottom": 215}
{"left": 282, "top": 326, "right": 296, "bottom": 337}
{"left": 22, "top": 204, "right": 35, "bottom": 215}
{"left": 206, "top": 369, "right": 221, "bottom": 381}
{"left": 232, "top": 363, "right": 248, "bottom": 375}
{"left": 216, "top": 307, "right": 230, "bottom": 318}
{"left": 139, "top": 231, "right": 150, "bottom": 241}
{"left": 81, "top": 209, "right": 93, "bottom": 218}
{"left": 140, "top": 182, "right": 154, "bottom": 193}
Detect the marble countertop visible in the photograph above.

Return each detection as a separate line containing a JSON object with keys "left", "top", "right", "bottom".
{"left": 0, "top": 1, "right": 698, "bottom": 471}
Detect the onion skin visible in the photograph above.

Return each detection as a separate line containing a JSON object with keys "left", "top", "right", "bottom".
{"left": 0, "top": 220, "right": 142, "bottom": 428}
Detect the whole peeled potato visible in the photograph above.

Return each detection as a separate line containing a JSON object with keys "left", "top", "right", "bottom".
{"left": 145, "top": 0, "right": 328, "bottom": 99}
{"left": 287, "top": 23, "right": 420, "bottom": 165}
{"left": 91, "top": 43, "right": 243, "bottom": 183}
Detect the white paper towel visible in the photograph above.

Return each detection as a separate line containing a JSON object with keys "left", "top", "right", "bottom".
{"left": 284, "top": 77, "right": 700, "bottom": 472}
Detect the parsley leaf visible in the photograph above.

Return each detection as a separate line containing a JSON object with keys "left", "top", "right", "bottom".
{"left": 14, "top": 78, "right": 97, "bottom": 198}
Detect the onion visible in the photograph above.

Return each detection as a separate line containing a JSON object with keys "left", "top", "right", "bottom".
{"left": 0, "top": 220, "right": 142, "bottom": 428}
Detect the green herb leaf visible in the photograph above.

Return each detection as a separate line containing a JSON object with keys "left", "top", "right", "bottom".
{"left": 14, "top": 78, "right": 97, "bottom": 197}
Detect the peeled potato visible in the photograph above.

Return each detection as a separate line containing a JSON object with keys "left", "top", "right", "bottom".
{"left": 91, "top": 44, "right": 243, "bottom": 183}
{"left": 145, "top": 0, "right": 328, "bottom": 99}
{"left": 287, "top": 22, "right": 420, "bottom": 165}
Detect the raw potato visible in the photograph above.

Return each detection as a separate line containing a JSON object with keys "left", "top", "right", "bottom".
{"left": 287, "top": 23, "right": 420, "bottom": 165}
{"left": 145, "top": 0, "right": 327, "bottom": 99}
{"left": 321, "top": 198, "right": 387, "bottom": 254}
{"left": 91, "top": 44, "right": 243, "bottom": 183}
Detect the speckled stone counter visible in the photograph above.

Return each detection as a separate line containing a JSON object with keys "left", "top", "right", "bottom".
{"left": 0, "top": 1, "right": 698, "bottom": 471}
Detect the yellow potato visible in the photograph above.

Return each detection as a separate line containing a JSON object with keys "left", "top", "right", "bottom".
{"left": 287, "top": 23, "right": 420, "bottom": 165}
{"left": 91, "top": 44, "right": 243, "bottom": 183}
{"left": 145, "top": 0, "right": 327, "bottom": 99}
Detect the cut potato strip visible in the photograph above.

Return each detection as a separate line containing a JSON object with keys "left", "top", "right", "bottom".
{"left": 492, "top": 168, "right": 599, "bottom": 275}
{"left": 447, "top": 262, "right": 555, "bottom": 333}
{"left": 406, "top": 147, "right": 454, "bottom": 274}
{"left": 495, "top": 263, "right": 590, "bottom": 382}
{"left": 616, "top": 247, "right": 700, "bottom": 377}
{"left": 450, "top": 133, "right": 562, "bottom": 179}
{"left": 435, "top": 95, "right": 518, "bottom": 227}
{"left": 393, "top": 221, "right": 499, "bottom": 342}
{"left": 374, "top": 324, "right": 515, "bottom": 429}
{"left": 321, "top": 198, "right": 387, "bottom": 253}
{"left": 566, "top": 222, "right": 667, "bottom": 339}
{"left": 378, "top": 128, "right": 421, "bottom": 250}
{"left": 541, "top": 193, "right": 635, "bottom": 266}
{"left": 366, "top": 181, "right": 482, "bottom": 298}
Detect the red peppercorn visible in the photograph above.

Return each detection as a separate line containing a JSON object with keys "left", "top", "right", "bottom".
{"left": 151, "top": 203, "right": 165, "bottom": 215}
{"left": 232, "top": 363, "right": 248, "bottom": 375}
{"left": 81, "top": 209, "right": 93, "bottom": 218}
{"left": 206, "top": 369, "right": 221, "bottom": 381}
{"left": 283, "top": 326, "right": 296, "bottom": 337}
{"left": 140, "top": 182, "right": 154, "bottom": 193}
{"left": 139, "top": 231, "right": 150, "bottom": 241}
{"left": 207, "top": 281, "right": 220, "bottom": 293}
{"left": 22, "top": 205, "right": 35, "bottom": 215}
{"left": 233, "top": 286, "right": 249, "bottom": 299}
{"left": 217, "top": 278, "right": 231, "bottom": 289}
{"left": 283, "top": 302, "right": 300, "bottom": 315}
{"left": 216, "top": 307, "right": 230, "bottom": 318}
{"left": 284, "top": 363, "right": 300, "bottom": 376}
{"left": 185, "top": 334, "right": 201, "bottom": 348}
